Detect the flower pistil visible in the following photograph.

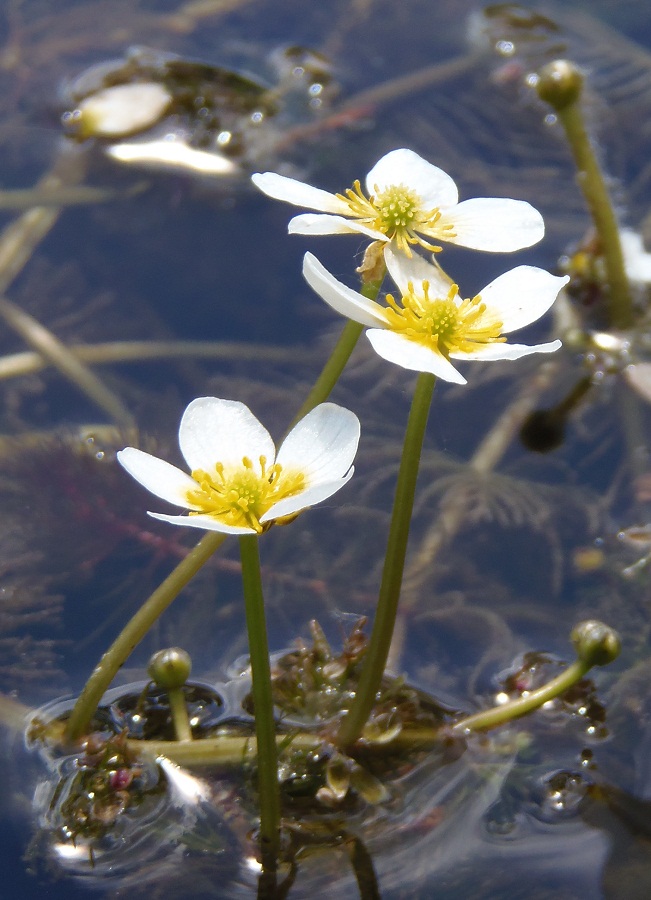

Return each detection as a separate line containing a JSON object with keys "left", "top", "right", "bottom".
{"left": 337, "top": 180, "right": 456, "bottom": 256}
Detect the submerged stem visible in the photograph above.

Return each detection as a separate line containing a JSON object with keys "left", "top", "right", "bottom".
{"left": 65, "top": 531, "right": 226, "bottom": 742}
{"left": 336, "top": 371, "right": 436, "bottom": 748}
{"left": 239, "top": 534, "right": 281, "bottom": 872}
{"left": 0, "top": 295, "right": 136, "bottom": 432}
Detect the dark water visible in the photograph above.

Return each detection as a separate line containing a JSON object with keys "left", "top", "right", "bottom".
{"left": 2, "top": 0, "right": 651, "bottom": 897}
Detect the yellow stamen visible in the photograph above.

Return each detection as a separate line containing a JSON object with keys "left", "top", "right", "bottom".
{"left": 336, "top": 180, "right": 457, "bottom": 256}
{"left": 382, "top": 281, "right": 506, "bottom": 356}
{"left": 186, "top": 456, "right": 306, "bottom": 533}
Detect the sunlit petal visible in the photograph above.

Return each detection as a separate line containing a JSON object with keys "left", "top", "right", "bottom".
{"left": 251, "top": 172, "right": 349, "bottom": 214}
{"left": 479, "top": 267, "right": 569, "bottom": 332}
{"left": 384, "top": 245, "right": 453, "bottom": 297}
{"left": 149, "top": 511, "right": 256, "bottom": 534}
{"left": 454, "top": 340, "right": 562, "bottom": 361}
{"left": 179, "top": 397, "right": 275, "bottom": 472}
{"left": 303, "top": 253, "right": 389, "bottom": 327}
{"left": 289, "top": 213, "right": 386, "bottom": 241}
{"left": 366, "top": 329, "right": 467, "bottom": 383}
{"left": 117, "top": 448, "right": 200, "bottom": 508}
{"left": 276, "top": 403, "right": 360, "bottom": 483}
{"left": 366, "top": 149, "right": 458, "bottom": 208}
{"left": 261, "top": 472, "right": 354, "bottom": 522}
{"left": 441, "top": 197, "right": 545, "bottom": 251}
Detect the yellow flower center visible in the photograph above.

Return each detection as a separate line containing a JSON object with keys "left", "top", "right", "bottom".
{"left": 186, "top": 456, "right": 306, "bottom": 533}
{"left": 337, "top": 181, "right": 457, "bottom": 256}
{"left": 383, "top": 281, "right": 506, "bottom": 356}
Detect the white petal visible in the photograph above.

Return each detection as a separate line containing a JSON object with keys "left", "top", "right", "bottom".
{"left": 276, "top": 402, "right": 360, "bottom": 484}
{"left": 453, "top": 340, "right": 562, "bottom": 361}
{"left": 365, "top": 149, "right": 458, "bottom": 209}
{"left": 366, "top": 329, "right": 467, "bottom": 383}
{"left": 289, "top": 213, "right": 387, "bottom": 242}
{"left": 149, "top": 511, "right": 256, "bottom": 534}
{"left": 479, "top": 267, "right": 568, "bottom": 332}
{"left": 261, "top": 471, "right": 354, "bottom": 523}
{"left": 251, "top": 172, "right": 349, "bottom": 214}
{"left": 621, "top": 229, "right": 651, "bottom": 284}
{"left": 302, "top": 253, "right": 389, "bottom": 328}
{"left": 117, "top": 447, "right": 199, "bottom": 508}
{"left": 441, "top": 198, "right": 545, "bottom": 251}
{"left": 384, "top": 245, "right": 454, "bottom": 297}
{"left": 179, "top": 397, "right": 275, "bottom": 472}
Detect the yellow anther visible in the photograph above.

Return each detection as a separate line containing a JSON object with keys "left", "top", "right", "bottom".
{"left": 382, "top": 283, "right": 505, "bottom": 357}
{"left": 186, "top": 457, "right": 307, "bottom": 531}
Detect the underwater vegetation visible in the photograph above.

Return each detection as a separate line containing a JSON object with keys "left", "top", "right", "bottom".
{"left": 2, "top": 0, "right": 651, "bottom": 898}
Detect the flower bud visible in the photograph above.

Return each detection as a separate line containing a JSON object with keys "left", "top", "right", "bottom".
{"left": 571, "top": 620, "right": 621, "bottom": 667}
{"left": 147, "top": 647, "right": 192, "bottom": 689}
{"left": 536, "top": 60, "right": 583, "bottom": 110}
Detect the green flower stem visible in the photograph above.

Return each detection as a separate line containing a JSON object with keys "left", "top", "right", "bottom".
{"left": 239, "top": 534, "right": 281, "bottom": 871}
{"left": 537, "top": 61, "right": 633, "bottom": 330}
{"left": 290, "top": 319, "right": 364, "bottom": 426}
{"left": 336, "top": 371, "right": 436, "bottom": 749}
{"left": 64, "top": 530, "right": 226, "bottom": 743}
{"left": 556, "top": 103, "right": 633, "bottom": 328}
{"left": 167, "top": 687, "right": 193, "bottom": 742}
{"left": 289, "top": 273, "right": 385, "bottom": 426}
{"left": 451, "top": 659, "right": 591, "bottom": 733}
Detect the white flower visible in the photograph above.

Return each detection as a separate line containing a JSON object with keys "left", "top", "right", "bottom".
{"left": 252, "top": 148, "right": 545, "bottom": 256}
{"left": 117, "top": 398, "right": 360, "bottom": 535}
{"left": 303, "top": 247, "right": 567, "bottom": 384}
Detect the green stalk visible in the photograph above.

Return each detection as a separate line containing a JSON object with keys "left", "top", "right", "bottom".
{"left": 239, "top": 534, "right": 281, "bottom": 872}
{"left": 289, "top": 272, "right": 385, "bottom": 426}
{"left": 537, "top": 61, "right": 633, "bottom": 330}
{"left": 452, "top": 659, "right": 590, "bottom": 733}
{"left": 167, "top": 687, "right": 194, "bottom": 742}
{"left": 557, "top": 104, "right": 632, "bottom": 328}
{"left": 336, "top": 371, "right": 436, "bottom": 748}
{"left": 65, "top": 531, "right": 226, "bottom": 742}
{"left": 290, "top": 319, "right": 364, "bottom": 426}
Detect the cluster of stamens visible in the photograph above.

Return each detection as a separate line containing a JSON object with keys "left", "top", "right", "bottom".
{"left": 383, "top": 281, "right": 506, "bottom": 356}
{"left": 337, "top": 181, "right": 456, "bottom": 256}
{"left": 186, "top": 455, "right": 305, "bottom": 533}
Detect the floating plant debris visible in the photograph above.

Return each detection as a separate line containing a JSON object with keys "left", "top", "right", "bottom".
{"left": 61, "top": 45, "right": 335, "bottom": 176}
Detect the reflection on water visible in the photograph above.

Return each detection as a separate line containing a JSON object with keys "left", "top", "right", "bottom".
{"left": 2, "top": 0, "right": 651, "bottom": 896}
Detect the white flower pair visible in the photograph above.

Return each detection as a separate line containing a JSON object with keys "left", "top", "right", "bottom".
{"left": 254, "top": 148, "right": 567, "bottom": 384}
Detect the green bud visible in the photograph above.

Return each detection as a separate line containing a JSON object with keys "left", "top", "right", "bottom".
{"left": 536, "top": 60, "right": 583, "bottom": 110}
{"left": 148, "top": 647, "right": 192, "bottom": 689}
{"left": 571, "top": 620, "right": 621, "bottom": 667}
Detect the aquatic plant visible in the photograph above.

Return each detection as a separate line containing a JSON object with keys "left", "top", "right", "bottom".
{"left": 3, "top": 3, "right": 651, "bottom": 898}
